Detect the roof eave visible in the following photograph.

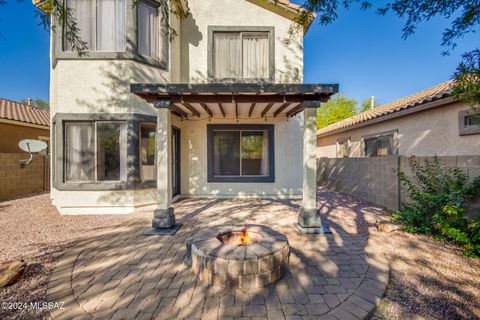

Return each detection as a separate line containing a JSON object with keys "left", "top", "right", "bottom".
{"left": 317, "top": 96, "right": 456, "bottom": 138}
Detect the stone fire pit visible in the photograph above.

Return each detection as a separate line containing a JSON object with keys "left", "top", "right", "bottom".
{"left": 190, "top": 224, "right": 289, "bottom": 290}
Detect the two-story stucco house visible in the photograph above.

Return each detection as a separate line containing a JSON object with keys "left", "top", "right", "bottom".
{"left": 35, "top": 0, "right": 338, "bottom": 233}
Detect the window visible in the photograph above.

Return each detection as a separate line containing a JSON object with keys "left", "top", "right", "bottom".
{"left": 458, "top": 109, "right": 480, "bottom": 135}
{"left": 336, "top": 139, "right": 350, "bottom": 158}
{"left": 138, "top": 0, "right": 158, "bottom": 59}
{"left": 207, "top": 125, "right": 274, "bottom": 182}
{"left": 64, "top": 121, "right": 127, "bottom": 182}
{"left": 65, "top": 0, "right": 126, "bottom": 52}
{"left": 364, "top": 134, "right": 394, "bottom": 157}
{"left": 212, "top": 31, "right": 270, "bottom": 79}
{"left": 140, "top": 123, "right": 156, "bottom": 181}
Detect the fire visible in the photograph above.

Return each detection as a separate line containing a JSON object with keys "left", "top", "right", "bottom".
{"left": 239, "top": 228, "right": 253, "bottom": 246}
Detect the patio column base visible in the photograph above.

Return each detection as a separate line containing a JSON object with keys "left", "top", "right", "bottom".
{"left": 143, "top": 208, "right": 183, "bottom": 236}
{"left": 295, "top": 206, "right": 331, "bottom": 234}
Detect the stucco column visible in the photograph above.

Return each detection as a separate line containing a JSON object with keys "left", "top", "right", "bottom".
{"left": 296, "top": 102, "right": 330, "bottom": 234}
{"left": 148, "top": 99, "right": 181, "bottom": 234}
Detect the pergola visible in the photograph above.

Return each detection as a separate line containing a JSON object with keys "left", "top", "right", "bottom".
{"left": 131, "top": 83, "right": 338, "bottom": 234}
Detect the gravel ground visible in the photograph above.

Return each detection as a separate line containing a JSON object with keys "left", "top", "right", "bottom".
{"left": 0, "top": 193, "right": 132, "bottom": 320}
{"left": 1, "top": 192, "right": 479, "bottom": 320}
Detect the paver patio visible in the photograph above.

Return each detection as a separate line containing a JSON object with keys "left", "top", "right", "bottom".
{"left": 47, "top": 189, "right": 389, "bottom": 320}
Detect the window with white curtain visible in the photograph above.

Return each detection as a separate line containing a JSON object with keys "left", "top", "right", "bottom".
{"left": 213, "top": 31, "right": 270, "bottom": 79}
{"left": 139, "top": 123, "right": 156, "bottom": 181}
{"left": 138, "top": 0, "right": 159, "bottom": 59}
{"left": 64, "top": 121, "right": 127, "bottom": 182}
{"left": 65, "top": 0, "right": 126, "bottom": 52}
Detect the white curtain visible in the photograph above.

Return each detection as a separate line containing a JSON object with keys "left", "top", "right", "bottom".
{"left": 119, "top": 123, "right": 127, "bottom": 181}
{"left": 67, "top": 0, "right": 93, "bottom": 50}
{"left": 96, "top": 0, "right": 126, "bottom": 51}
{"left": 138, "top": 1, "right": 158, "bottom": 58}
{"left": 260, "top": 131, "right": 269, "bottom": 176}
{"left": 243, "top": 34, "right": 269, "bottom": 78}
{"left": 65, "top": 123, "right": 95, "bottom": 181}
{"left": 214, "top": 33, "right": 241, "bottom": 78}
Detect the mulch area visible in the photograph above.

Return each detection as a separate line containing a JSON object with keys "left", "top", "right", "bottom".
{"left": 0, "top": 192, "right": 479, "bottom": 319}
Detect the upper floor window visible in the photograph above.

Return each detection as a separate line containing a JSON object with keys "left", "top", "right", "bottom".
{"left": 65, "top": 0, "right": 126, "bottom": 52}
{"left": 209, "top": 27, "right": 274, "bottom": 81}
{"left": 138, "top": 0, "right": 158, "bottom": 59}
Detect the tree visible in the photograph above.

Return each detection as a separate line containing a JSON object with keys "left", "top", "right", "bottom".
{"left": 20, "top": 98, "right": 49, "bottom": 109}
{"left": 317, "top": 94, "right": 357, "bottom": 128}
{"left": 292, "top": 0, "right": 480, "bottom": 106}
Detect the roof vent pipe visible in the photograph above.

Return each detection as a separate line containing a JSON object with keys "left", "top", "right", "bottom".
{"left": 370, "top": 96, "right": 375, "bottom": 110}
{"left": 27, "top": 98, "right": 32, "bottom": 106}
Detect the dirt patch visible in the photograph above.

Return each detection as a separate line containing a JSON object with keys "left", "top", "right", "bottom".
{"left": 0, "top": 193, "right": 132, "bottom": 319}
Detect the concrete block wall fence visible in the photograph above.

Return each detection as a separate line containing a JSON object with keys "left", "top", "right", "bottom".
{"left": 0, "top": 153, "right": 49, "bottom": 202}
{"left": 317, "top": 156, "right": 480, "bottom": 212}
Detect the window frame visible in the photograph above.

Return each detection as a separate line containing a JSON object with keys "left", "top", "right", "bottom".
{"left": 207, "top": 26, "right": 275, "bottom": 83}
{"left": 139, "top": 122, "right": 157, "bottom": 182}
{"left": 361, "top": 130, "right": 398, "bottom": 157}
{"left": 64, "top": 120, "right": 127, "bottom": 183}
{"left": 55, "top": 0, "right": 168, "bottom": 70}
{"left": 207, "top": 124, "right": 275, "bottom": 183}
{"left": 458, "top": 109, "right": 480, "bottom": 136}
{"left": 63, "top": 0, "right": 127, "bottom": 53}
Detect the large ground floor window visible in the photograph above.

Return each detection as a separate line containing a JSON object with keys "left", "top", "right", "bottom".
{"left": 207, "top": 124, "right": 274, "bottom": 183}
{"left": 64, "top": 121, "right": 127, "bottom": 182}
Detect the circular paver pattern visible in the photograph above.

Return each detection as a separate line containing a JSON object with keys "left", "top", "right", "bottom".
{"left": 46, "top": 193, "right": 389, "bottom": 320}
{"left": 191, "top": 224, "right": 289, "bottom": 289}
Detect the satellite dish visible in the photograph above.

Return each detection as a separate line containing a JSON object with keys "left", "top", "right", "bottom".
{"left": 18, "top": 139, "right": 48, "bottom": 168}
{"left": 19, "top": 139, "right": 48, "bottom": 153}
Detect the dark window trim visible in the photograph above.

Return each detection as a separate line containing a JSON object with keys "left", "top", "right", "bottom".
{"left": 53, "top": 0, "right": 168, "bottom": 70}
{"left": 361, "top": 129, "right": 398, "bottom": 157}
{"left": 207, "top": 124, "right": 275, "bottom": 183}
{"left": 458, "top": 109, "right": 480, "bottom": 136}
{"left": 207, "top": 26, "right": 275, "bottom": 83}
{"left": 53, "top": 113, "right": 156, "bottom": 191}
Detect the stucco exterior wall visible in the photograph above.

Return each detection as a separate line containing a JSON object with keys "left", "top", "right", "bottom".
{"left": 0, "top": 122, "right": 49, "bottom": 153}
{"left": 49, "top": 0, "right": 306, "bottom": 214}
{"left": 180, "top": 0, "right": 304, "bottom": 83}
{"left": 317, "top": 101, "right": 480, "bottom": 158}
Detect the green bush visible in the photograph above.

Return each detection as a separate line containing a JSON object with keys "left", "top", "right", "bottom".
{"left": 394, "top": 156, "right": 480, "bottom": 257}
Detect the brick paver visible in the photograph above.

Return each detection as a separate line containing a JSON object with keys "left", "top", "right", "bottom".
{"left": 47, "top": 189, "right": 389, "bottom": 320}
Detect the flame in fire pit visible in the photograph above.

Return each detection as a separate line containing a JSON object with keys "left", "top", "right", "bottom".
{"left": 219, "top": 228, "right": 258, "bottom": 246}
{"left": 239, "top": 228, "right": 252, "bottom": 246}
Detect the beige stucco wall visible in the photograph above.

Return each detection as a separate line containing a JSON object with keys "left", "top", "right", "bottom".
{"left": 180, "top": 0, "right": 304, "bottom": 83}
{"left": 317, "top": 101, "right": 480, "bottom": 158}
{"left": 50, "top": 0, "right": 306, "bottom": 214}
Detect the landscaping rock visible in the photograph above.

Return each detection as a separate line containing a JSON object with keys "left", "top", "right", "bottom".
{"left": 0, "top": 260, "right": 26, "bottom": 287}
{"left": 377, "top": 221, "right": 401, "bottom": 233}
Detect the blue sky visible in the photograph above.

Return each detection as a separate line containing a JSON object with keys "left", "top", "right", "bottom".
{"left": 0, "top": 1, "right": 478, "bottom": 107}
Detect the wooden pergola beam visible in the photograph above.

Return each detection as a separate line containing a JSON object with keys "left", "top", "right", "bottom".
{"left": 217, "top": 103, "right": 226, "bottom": 117}
{"left": 286, "top": 105, "right": 303, "bottom": 117}
{"left": 273, "top": 103, "right": 292, "bottom": 117}
{"left": 183, "top": 103, "right": 201, "bottom": 117}
{"left": 200, "top": 103, "right": 213, "bottom": 117}
{"left": 261, "top": 103, "right": 274, "bottom": 118}
{"left": 248, "top": 103, "right": 255, "bottom": 117}
{"left": 172, "top": 105, "right": 188, "bottom": 118}
{"left": 160, "top": 94, "right": 329, "bottom": 104}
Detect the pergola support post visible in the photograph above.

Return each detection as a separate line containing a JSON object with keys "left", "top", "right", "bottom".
{"left": 144, "top": 99, "right": 182, "bottom": 236}
{"left": 295, "top": 102, "right": 331, "bottom": 234}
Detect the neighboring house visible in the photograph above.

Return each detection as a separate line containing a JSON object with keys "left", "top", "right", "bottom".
{"left": 35, "top": 0, "right": 338, "bottom": 233}
{"left": 0, "top": 98, "right": 50, "bottom": 153}
{"left": 317, "top": 80, "right": 480, "bottom": 158}
{"left": 0, "top": 98, "right": 50, "bottom": 201}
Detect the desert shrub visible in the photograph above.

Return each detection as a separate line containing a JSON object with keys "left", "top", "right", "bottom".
{"left": 394, "top": 156, "right": 480, "bottom": 257}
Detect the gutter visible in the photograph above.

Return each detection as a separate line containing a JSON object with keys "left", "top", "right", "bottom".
{"left": 317, "top": 96, "right": 456, "bottom": 139}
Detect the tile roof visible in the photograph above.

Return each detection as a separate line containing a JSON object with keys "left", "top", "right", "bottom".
{"left": 0, "top": 98, "right": 50, "bottom": 127}
{"left": 317, "top": 80, "right": 455, "bottom": 137}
